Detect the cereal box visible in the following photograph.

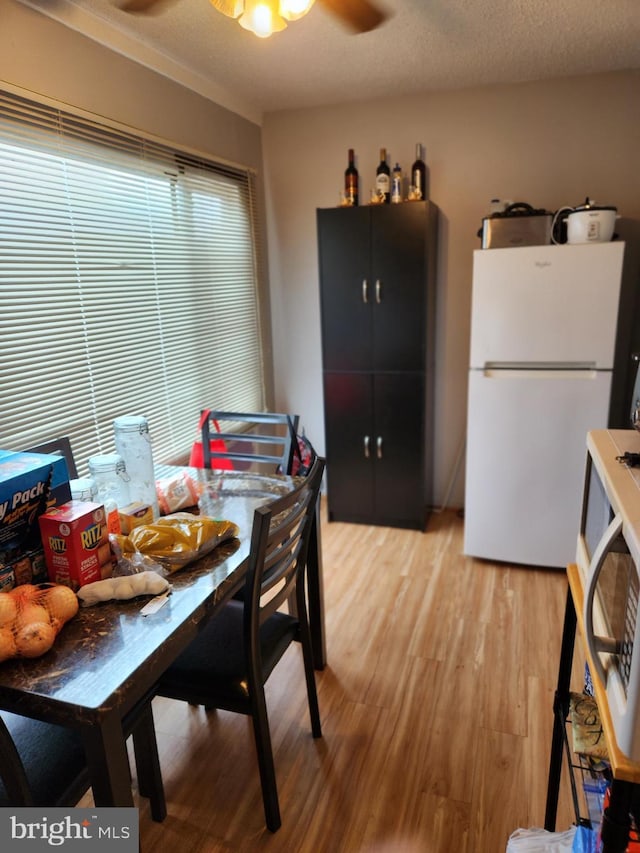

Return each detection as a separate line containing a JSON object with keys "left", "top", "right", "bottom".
{"left": 39, "top": 500, "right": 113, "bottom": 590}
{"left": 0, "top": 450, "right": 72, "bottom": 589}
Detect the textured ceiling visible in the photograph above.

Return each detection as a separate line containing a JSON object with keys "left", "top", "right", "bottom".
{"left": 18, "top": 0, "right": 640, "bottom": 124}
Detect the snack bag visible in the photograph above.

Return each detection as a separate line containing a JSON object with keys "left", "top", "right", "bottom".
{"left": 111, "top": 513, "right": 239, "bottom": 572}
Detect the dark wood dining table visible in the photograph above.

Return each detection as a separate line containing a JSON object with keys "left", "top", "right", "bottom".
{"left": 0, "top": 467, "right": 326, "bottom": 809}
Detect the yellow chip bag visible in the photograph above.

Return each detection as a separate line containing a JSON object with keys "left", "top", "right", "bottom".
{"left": 112, "top": 513, "right": 239, "bottom": 571}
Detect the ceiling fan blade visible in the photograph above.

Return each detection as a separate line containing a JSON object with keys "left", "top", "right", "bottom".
{"left": 317, "top": 0, "right": 388, "bottom": 33}
{"left": 118, "top": 0, "right": 389, "bottom": 32}
{"left": 118, "top": 0, "right": 177, "bottom": 13}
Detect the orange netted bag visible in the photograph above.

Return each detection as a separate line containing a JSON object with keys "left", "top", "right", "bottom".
{"left": 0, "top": 583, "right": 79, "bottom": 663}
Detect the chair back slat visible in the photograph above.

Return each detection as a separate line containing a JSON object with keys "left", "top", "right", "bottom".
{"left": 244, "top": 455, "right": 324, "bottom": 630}
{"left": 23, "top": 437, "right": 78, "bottom": 479}
{"left": 200, "top": 410, "right": 299, "bottom": 474}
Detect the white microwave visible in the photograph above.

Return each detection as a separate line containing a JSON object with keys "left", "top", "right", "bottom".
{"left": 577, "top": 429, "right": 640, "bottom": 760}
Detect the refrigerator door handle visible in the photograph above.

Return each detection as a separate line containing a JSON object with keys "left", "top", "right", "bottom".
{"left": 483, "top": 361, "right": 597, "bottom": 371}
{"left": 482, "top": 362, "right": 598, "bottom": 381}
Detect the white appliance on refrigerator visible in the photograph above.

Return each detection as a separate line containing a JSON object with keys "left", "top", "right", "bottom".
{"left": 464, "top": 241, "right": 625, "bottom": 568}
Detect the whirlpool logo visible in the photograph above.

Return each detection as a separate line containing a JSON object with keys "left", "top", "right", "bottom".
{"left": 1, "top": 808, "right": 138, "bottom": 851}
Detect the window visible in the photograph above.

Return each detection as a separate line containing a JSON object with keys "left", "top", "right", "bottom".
{"left": 0, "top": 89, "right": 266, "bottom": 474}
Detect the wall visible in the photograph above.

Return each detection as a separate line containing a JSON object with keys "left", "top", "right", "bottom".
{"left": 0, "top": 0, "right": 275, "bottom": 403}
{"left": 263, "top": 70, "right": 640, "bottom": 507}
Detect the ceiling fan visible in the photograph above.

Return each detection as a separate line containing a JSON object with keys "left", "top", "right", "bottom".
{"left": 119, "top": 0, "right": 388, "bottom": 37}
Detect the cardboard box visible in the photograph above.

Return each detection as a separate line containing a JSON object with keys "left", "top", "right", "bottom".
{"left": 118, "top": 501, "right": 154, "bottom": 535}
{"left": 39, "top": 500, "right": 113, "bottom": 590}
{"left": 0, "top": 450, "right": 72, "bottom": 589}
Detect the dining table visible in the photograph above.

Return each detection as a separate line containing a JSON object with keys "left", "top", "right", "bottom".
{"left": 0, "top": 466, "right": 326, "bottom": 810}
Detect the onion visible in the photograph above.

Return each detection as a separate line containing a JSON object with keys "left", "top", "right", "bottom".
{"left": 14, "top": 621, "right": 56, "bottom": 658}
{"left": 0, "top": 627, "right": 17, "bottom": 662}
{"left": 49, "top": 616, "right": 64, "bottom": 634}
{"left": 42, "top": 585, "right": 79, "bottom": 625}
{"left": 0, "top": 593, "right": 18, "bottom": 628}
{"left": 14, "top": 602, "right": 51, "bottom": 630}
{"left": 9, "top": 584, "right": 40, "bottom": 602}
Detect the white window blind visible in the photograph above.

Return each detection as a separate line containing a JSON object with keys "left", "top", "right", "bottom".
{"left": 0, "top": 89, "right": 266, "bottom": 474}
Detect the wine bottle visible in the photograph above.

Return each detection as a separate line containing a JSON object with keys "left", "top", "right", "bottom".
{"left": 411, "top": 143, "right": 428, "bottom": 201}
{"left": 344, "top": 148, "right": 359, "bottom": 206}
{"left": 375, "top": 148, "right": 390, "bottom": 203}
{"left": 391, "top": 163, "right": 403, "bottom": 204}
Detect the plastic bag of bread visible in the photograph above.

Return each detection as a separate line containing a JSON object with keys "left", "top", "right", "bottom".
{"left": 156, "top": 470, "right": 201, "bottom": 514}
{"left": 111, "top": 512, "right": 239, "bottom": 572}
{"left": 0, "top": 583, "right": 79, "bottom": 663}
{"left": 77, "top": 571, "right": 170, "bottom": 607}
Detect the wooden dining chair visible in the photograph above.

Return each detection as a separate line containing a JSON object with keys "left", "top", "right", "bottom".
{"left": 0, "top": 695, "right": 167, "bottom": 820}
{"left": 200, "top": 410, "right": 299, "bottom": 475}
{"left": 155, "top": 454, "right": 325, "bottom": 832}
{"left": 24, "top": 436, "right": 79, "bottom": 479}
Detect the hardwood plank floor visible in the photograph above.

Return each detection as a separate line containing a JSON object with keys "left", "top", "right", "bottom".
{"left": 82, "top": 505, "right": 582, "bottom": 851}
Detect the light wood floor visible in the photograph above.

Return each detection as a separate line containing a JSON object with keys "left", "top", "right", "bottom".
{"left": 85, "top": 505, "right": 582, "bottom": 851}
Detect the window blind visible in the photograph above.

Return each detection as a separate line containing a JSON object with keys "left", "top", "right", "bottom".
{"left": 0, "top": 89, "right": 266, "bottom": 475}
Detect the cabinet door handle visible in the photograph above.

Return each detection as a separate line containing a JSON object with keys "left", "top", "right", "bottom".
{"left": 362, "top": 279, "right": 368, "bottom": 304}
{"left": 375, "top": 279, "right": 382, "bottom": 304}
{"left": 376, "top": 436, "right": 383, "bottom": 459}
{"left": 363, "top": 435, "right": 370, "bottom": 458}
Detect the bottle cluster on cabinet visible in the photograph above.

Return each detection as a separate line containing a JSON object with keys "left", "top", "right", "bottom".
{"left": 317, "top": 201, "right": 438, "bottom": 530}
{"left": 342, "top": 145, "right": 428, "bottom": 207}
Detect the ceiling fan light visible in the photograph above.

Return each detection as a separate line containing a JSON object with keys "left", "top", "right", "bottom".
{"left": 209, "top": 0, "right": 244, "bottom": 20}
{"left": 238, "top": 0, "right": 287, "bottom": 37}
{"left": 279, "top": 0, "right": 316, "bottom": 21}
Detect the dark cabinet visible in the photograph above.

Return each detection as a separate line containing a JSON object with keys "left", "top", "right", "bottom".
{"left": 317, "top": 201, "right": 437, "bottom": 530}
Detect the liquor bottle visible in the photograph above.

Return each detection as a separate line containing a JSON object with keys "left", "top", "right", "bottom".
{"left": 375, "top": 148, "right": 390, "bottom": 203}
{"left": 391, "top": 163, "right": 403, "bottom": 204}
{"left": 344, "top": 149, "right": 359, "bottom": 206}
{"left": 411, "top": 143, "right": 428, "bottom": 201}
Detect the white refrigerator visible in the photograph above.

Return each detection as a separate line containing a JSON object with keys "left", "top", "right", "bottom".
{"left": 463, "top": 241, "right": 625, "bottom": 568}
